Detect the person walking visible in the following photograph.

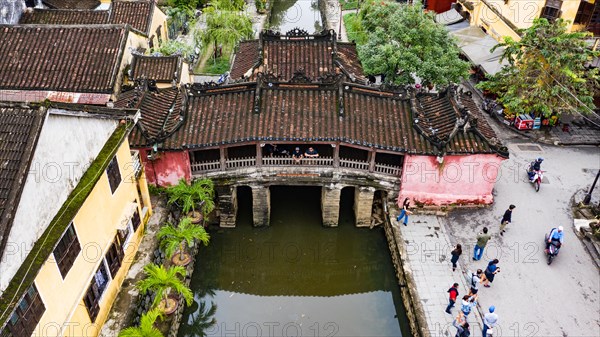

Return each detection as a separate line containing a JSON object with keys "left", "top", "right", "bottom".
{"left": 396, "top": 197, "right": 412, "bottom": 226}
{"left": 453, "top": 311, "right": 471, "bottom": 337}
{"left": 482, "top": 305, "right": 499, "bottom": 337}
{"left": 450, "top": 244, "right": 462, "bottom": 272}
{"left": 468, "top": 269, "right": 485, "bottom": 295}
{"left": 500, "top": 205, "right": 515, "bottom": 236}
{"left": 483, "top": 259, "right": 500, "bottom": 287}
{"left": 460, "top": 294, "right": 477, "bottom": 318}
{"left": 445, "top": 283, "right": 460, "bottom": 314}
{"left": 473, "top": 227, "right": 491, "bottom": 261}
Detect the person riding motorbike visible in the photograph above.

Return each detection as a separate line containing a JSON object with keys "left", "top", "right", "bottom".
{"left": 528, "top": 158, "right": 543, "bottom": 181}
{"left": 545, "top": 226, "right": 564, "bottom": 252}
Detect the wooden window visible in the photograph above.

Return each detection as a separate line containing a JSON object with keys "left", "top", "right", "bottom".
{"left": 0, "top": 285, "right": 45, "bottom": 337}
{"left": 156, "top": 26, "right": 163, "bottom": 44}
{"left": 107, "top": 156, "right": 122, "bottom": 194}
{"left": 131, "top": 208, "right": 141, "bottom": 231}
{"left": 575, "top": 1, "right": 595, "bottom": 24}
{"left": 53, "top": 223, "right": 81, "bottom": 278}
{"left": 540, "top": 0, "right": 563, "bottom": 21}
{"left": 83, "top": 262, "right": 111, "bottom": 322}
{"left": 105, "top": 237, "right": 124, "bottom": 278}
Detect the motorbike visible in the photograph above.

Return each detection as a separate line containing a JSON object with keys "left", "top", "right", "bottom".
{"left": 544, "top": 233, "right": 561, "bottom": 265}
{"left": 482, "top": 98, "right": 503, "bottom": 116}
{"left": 527, "top": 164, "right": 544, "bottom": 192}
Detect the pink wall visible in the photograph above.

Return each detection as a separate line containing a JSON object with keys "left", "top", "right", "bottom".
{"left": 138, "top": 148, "right": 191, "bottom": 187}
{"left": 399, "top": 154, "right": 506, "bottom": 205}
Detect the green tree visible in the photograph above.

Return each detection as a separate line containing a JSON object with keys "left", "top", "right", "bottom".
{"left": 118, "top": 309, "right": 164, "bottom": 337}
{"left": 197, "top": 5, "right": 253, "bottom": 60}
{"left": 167, "top": 0, "right": 200, "bottom": 10}
{"left": 477, "top": 18, "right": 600, "bottom": 118}
{"left": 356, "top": 1, "right": 469, "bottom": 87}
{"left": 152, "top": 40, "right": 195, "bottom": 60}
{"left": 158, "top": 217, "right": 210, "bottom": 262}
{"left": 166, "top": 178, "right": 216, "bottom": 221}
{"left": 137, "top": 264, "right": 194, "bottom": 310}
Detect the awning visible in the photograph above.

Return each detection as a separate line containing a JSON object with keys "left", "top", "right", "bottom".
{"left": 116, "top": 202, "right": 138, "bottom": 230}
{"left": 435, "top": 8, "right": 464, "bottom": 25}
{"left": 449, "top": 26, "right": 509, "bottom": 75}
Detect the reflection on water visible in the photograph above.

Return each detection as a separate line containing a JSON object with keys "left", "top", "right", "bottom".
{"left": 269, "top": 0, "right": 323, "bottom": 34}
{"left": 177, "top": 186, "right": 411, "bottom": 337}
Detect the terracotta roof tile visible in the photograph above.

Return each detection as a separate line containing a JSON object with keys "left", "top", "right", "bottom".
{"left": 336, "top": 42, "right": 366, "bottom": 82}
{"left": 19, "top": 9, "right": 109, "bottom": 25}
{"left": 0, "top": 25, "right": 129, "bottom": 93}
{"left": 42, "top": 0, "right": 100, "bottom": 9}
{"left": 116, "top": 87, "right": 185, "bottom": 146}
{"left": 230, "top": 40, "right": 259, "bottom": 79}
{"left": 110, "top": 0, "right": 154, "bottom": 35}
{"left": 130, "top": 54, "right": 181, "bottom": 83}
{"left": 0, "top": 103, "right": 46, "bottom": 261}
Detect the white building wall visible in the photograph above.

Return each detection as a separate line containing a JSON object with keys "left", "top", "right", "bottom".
{"left": 0, "top": 111, "right": 118, "bottom": 293}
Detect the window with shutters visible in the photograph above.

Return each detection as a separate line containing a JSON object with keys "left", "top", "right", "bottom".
{"left": 105, "top": 237, "right": 124, "bottom": 278}
{"left": 131, "top": 208, "right": 141, "bottom": 231}
{"left": 540, "top": 0, "right": 563, "bottom": 21}
{"left": 575, "top": 1, "right": 595, "bottom": 24}
{"left": 588, "top": 2, "right": 600, "bottom": 35}
{"left": 53, "top": 223, "right": 81, "bottom": 278}
{"left": 83, "top": 262, "right": 111, "bottom": 322}
{"left": 0, "top": 285, "right": 45, "bottom": 337}
{"left": 106, "top": 156, "right": 121, "bottom": 194}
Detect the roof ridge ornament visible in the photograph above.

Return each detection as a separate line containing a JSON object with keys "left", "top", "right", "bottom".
{"left": 286, "top": 27, "right": 310, "bottom": 37}
{"left": 289, "top": 68, "right": 312, "bottom": 83}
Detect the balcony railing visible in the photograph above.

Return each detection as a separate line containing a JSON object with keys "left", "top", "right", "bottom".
{"left": 131, "top": 150, "right": 142, "bottom": 178}
{"left": 191, "top": 156, "right": 401, "bottom": 177}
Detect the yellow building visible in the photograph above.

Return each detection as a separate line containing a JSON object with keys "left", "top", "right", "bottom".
{"left": 0, "top": 102, "right": 152, "bottom": 337}
{"left": 457, "top": 0, "right": 600, "bottom": 41}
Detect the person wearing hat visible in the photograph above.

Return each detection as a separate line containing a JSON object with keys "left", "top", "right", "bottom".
{"left": 482, "top": 305, "right": 498, "bottom": 337}
{"left": 546, "top": 226, "right": 564, "bottom": 251}
{"left": 292, "top": 147, "right": 303, "bottom": 164}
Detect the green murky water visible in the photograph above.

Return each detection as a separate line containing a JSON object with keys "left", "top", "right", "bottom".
{"left": 268, "top": 0, "right": 323, "bottom": 34}
{"left": 178, "top": 186, "right": 411, "bottom": 337}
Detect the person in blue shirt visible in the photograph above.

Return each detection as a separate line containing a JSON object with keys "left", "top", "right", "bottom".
{"left": 546, "top": 226, "right": 564, "bottom": 250}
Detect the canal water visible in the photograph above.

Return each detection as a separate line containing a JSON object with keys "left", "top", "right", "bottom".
{"left": 268, "top": 0, "right": 324, "bottom": 34}
{"left": 177, "top": 186, "right": 411, "bottom": 337}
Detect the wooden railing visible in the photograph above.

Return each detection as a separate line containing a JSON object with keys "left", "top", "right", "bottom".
{"left": 374, "top": 163, "right": 402, "bottom": 176}
{"left": 190, "top": 156, "right": 401, "bottom": 176}
{"left": 130, "top": 150, "right": 142, "bottom": 178}
{"left": 340, "top": 159, "right": 370, "bottom": 170}
{"left": 226, "top": 157, "right": 256, "bottom": 168}
{"left": 191, "top": 161, "right": 220, "bottom": 173}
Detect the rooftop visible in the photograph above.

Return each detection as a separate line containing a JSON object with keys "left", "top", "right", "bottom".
{"left": 230, "top": 29, "right": 367, "bottom": 83}
{"left": 130, "top": 54, "right": 182, "bottom": 83}
{"left": 20, "top": 0, "right": 156, "bottom": 35}
{"left": 42, "top": 0, "right": 100, "bottom": 9}
{"left": 0, "top": 24, "right": 129, "bottom": 94}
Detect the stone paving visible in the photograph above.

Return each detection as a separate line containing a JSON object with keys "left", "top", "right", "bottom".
{"left": 393, "top": 213, "right": 485, "bottom": 337}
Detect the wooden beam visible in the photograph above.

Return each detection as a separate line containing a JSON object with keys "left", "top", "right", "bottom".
{"left": 333, "top": 142, "right": 340, "bottom": 168}
{"left": 256, "top": 143, "right": 263, "bottom": 167}
{"left": 219, "top": 146, "right": 226, "bottom": 170}
{"left": 368, "top": 149, "right": 376, "bottom": 172}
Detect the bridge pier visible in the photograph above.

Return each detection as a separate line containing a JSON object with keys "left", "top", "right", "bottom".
{"left": 217, "top": 185, "right": 237, "bottom": 228}
{"left": 251, "top": 185, "right": 270, "bottom": 227}
{"left": 321, "top": 185, "right": 342, "bottom": 227}
{"left": 354, "top": 186, "right": 375, "bottom": 227}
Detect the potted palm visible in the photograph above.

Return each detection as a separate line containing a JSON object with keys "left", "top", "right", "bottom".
{"left": 158, "top": 217, "right": 210, "bottom": 266}
{"left": 166, "top": 178, "right": 215, "bottom": 224}
{"left": 137, "top": 264, "right": 193, "bottom": 315}
{"left": 118, "top": 309, "right": 164, "bottom": 337}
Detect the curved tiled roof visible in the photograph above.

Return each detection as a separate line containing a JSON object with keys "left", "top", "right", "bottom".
{"left": 0, "top": 25, "right": 129, "bottom": 93}
{"left": 19, "top": 8, "right": 109, "bottom": 25}
{"left": 130, "top": 54, "right": 181, "bottom": 83}
{"left": 42, "top": 0, "right": 100, "bottom": 9}
{"left": 115, "top": 86, "right": 185, "bottom": 146}
{"left": 229, "top": 30, "right": 366, "bottom": 83}
{"left": 110, "top": 0, "right": 154, "bottom": 35}
{"left": 0, "top": 103, "right": 46, "bottom": 265}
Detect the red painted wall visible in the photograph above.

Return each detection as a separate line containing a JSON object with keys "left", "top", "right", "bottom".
{"left": 427, "top": 0, "right": 454, "bottom": 13}
{"left": 138, "top": 149, "right": 191, "bottom": 187}
{"left": 399, "top": 154, "right": 506, "bottom": 205}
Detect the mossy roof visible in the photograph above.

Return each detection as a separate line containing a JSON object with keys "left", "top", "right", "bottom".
{"left": 0, "top": 122, "right": 130, "bottom": 326}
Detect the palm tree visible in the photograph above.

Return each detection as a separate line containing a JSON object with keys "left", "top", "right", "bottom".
{"left": 137, "top": 264, "right": 193, "bottom": 313}
{"left": 118, "top": 309, "right": 164, "bottom": 337}
{"left": 158, "top": 217, "right": 210, "bottom": 264}
{"left": 166, "top": 178, "right": 216, "bottom": 223}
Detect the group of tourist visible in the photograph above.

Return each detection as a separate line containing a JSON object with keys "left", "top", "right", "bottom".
{"left": 397, "top": 198, "right": 512, "bottom": 337}
{"left": 265, "top": 144, "right": 319, "bottom": 163}
{"left": 445, "top": 206, "right": 514, "bottom": 337}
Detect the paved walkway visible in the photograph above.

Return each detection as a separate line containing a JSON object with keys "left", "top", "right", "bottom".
{"left": 393, "top": 213, "right": 484, "bottom": 337}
